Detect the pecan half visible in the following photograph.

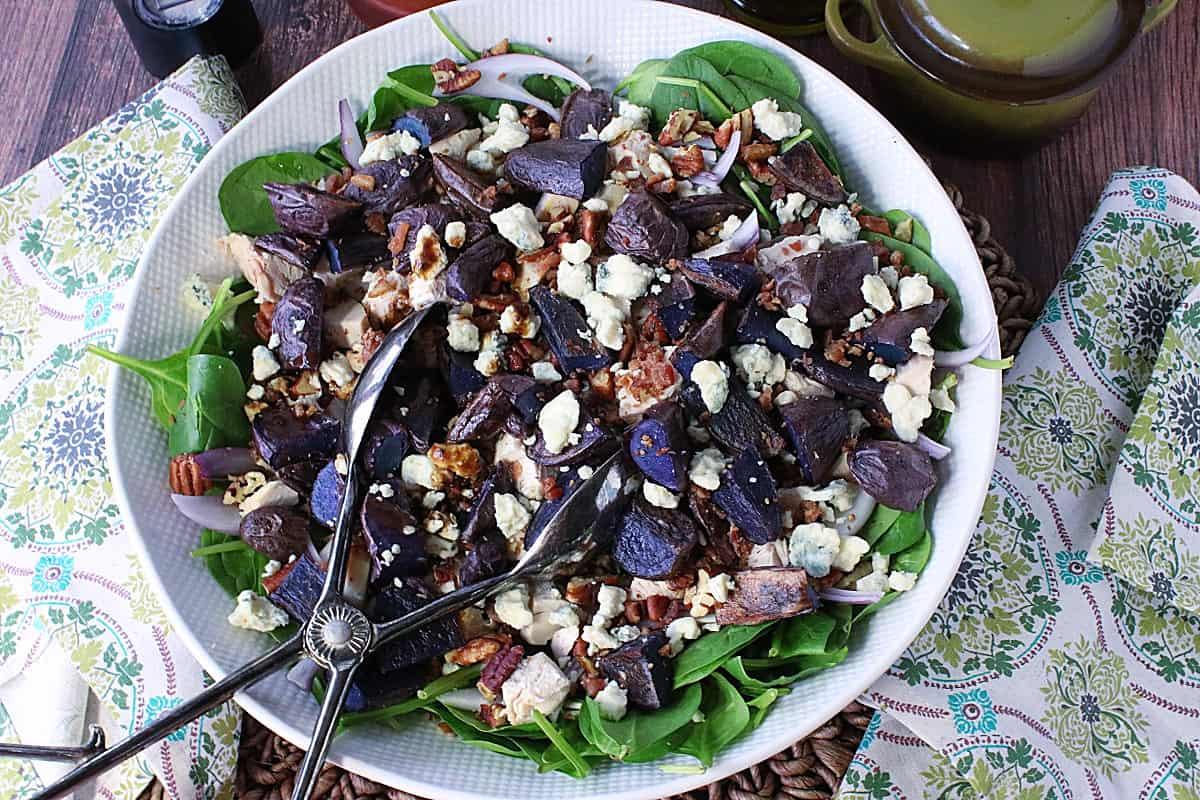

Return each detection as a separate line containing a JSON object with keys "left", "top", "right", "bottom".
{"left": 478, "top": 644, "right": 524, "bottom": 700}
{"left": 428, "top": 442, "right": 483, "bottom": 479}
{"left": 169, "top": 454, "right": 212, "bottom": 496}
{"left": 670, "top": 145, "right": 705, "bottom": 178}
{"left": 431, "top": 58, "right": 481, "bottom": 93}
{"left": 448, "top": 634, "right": 510, "bottom": 666}
{"left": 714, "top": 109, "right": 753, "bottom": 150}
{"left": 479, "top": 703, "right": 509, "bottom": 728}
{"left": 576, "top": 208, "right": 606, "bottom": 248}
{"left": 658, "top": 108, "right": 700, "bottom": 146}
{"left": 253, "top": 302, "right": 275, "bottom": 342}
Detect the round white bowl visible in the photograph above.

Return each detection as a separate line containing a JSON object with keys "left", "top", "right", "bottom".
{"left": 106, "top": 1, "right": 1001, "bottom": 797}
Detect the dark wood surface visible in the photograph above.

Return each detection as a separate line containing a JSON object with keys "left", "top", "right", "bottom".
{"left": 2, "top": 0, "right": 1197, "bottom": 299}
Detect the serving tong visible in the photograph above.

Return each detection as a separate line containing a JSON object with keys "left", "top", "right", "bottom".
{"left": 14, "top": 306, "right": 634, "bottom": 800}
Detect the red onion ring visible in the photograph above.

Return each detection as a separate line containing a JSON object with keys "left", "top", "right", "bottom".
{"left": 690, "top": 129, "right": 741, "bottom": 189}
{"left": 171, "top": 494, "right": 240, "bottom": 534}
{"left": 917, "top": 433, "right": 951, "bottom": 460}
{"left": 192, "top": 447, "right": 257, "bottom": 479}
{"left": 819, "top": 588, "right": 884, "bottom": 605}
{"left": 436, "top": 53, "right": 593, "bottom": 121}
{"left": 338, "top": 99, "right": 363, "bottom": 170}
{"left": 693, "top": 209, "right": 759, "bottom": 259}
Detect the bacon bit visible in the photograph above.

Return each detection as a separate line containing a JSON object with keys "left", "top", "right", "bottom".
{"left": 359, "top": 328, "right": 384, "bottom": 362}
{"left": 431, "top": 58, "right": 481, "bottom": 93}
{"left": 505, "top": 347, "right": 526, "bottom": 372}
{"left": 364, "top": 212, "right": 389, "bottom": 236}
{"left": 825, "top": 338, "right": 851, "bottom": 367}
{"left": 572, "top": 638, "right": 598, "bottom": 675}
{"left": 890, "top": 249, "right": 906, "bottom": 267}
{"left": 858, "top": 215, "right": 891, "bottom": 235}
{"left": 169, "top": 454, "right": 212, "bottom": 496}
{"left": 541, "top": 476, "right": 565, "bottom": 502}
{"left": 325, "top": 171, "right": 348, "bottom": 194}
{"left": 645, "top": 595, "right": 671, "bottom": 621}
{"left": 254, "top": 301, "right": 275, "bottom": 342}
{"left": 428, "top": 442, "right": 483, "bottom": 479}
{"left": 387, "top": 221, "right": 411, "bottom": 257}
{"left": 492, "top": 261, "right": 515, "bottom": 283}
{"left": 565, "top": 578, "right": 599, "bottom": 607}
{"left": 714, "top": 109, "right": 753, "bottom": 150}
{"left": 478, "top": 645, "right": 524, "bottom": 700}
{"left": 624, "top": 599, "right": 643, "bottom": 624}
{"left": 639, "top": 308, "right": 670, "bottom": 345}
{"left": 448, "top": 634, "right": 510, "bottom": 666}
{"left": 614, "top": 345, "right": 678, "bottom": 410}
{"left": 479, "top": 703, "right": 508, "bottom": 727}
{"left": 349, "top": 173, "right": 376, "bottom": 191}
{"left": 669, "top": 144, "right": 706, "bottom": 178}
{"left": 583, "top": 674, "right": 607, "bottom": 698}
{"left": 432, "top": 561, "right": 458, "bottom": 587}
{"left": 588, "top": 368, "right": 616, "bottom": 402}
{"left": 576, "top": 209, "right": 606, "bottom": 248}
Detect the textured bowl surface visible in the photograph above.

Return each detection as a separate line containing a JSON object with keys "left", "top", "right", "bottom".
{"left": 107, "top": 1, "right": 1001, "bottom": 797}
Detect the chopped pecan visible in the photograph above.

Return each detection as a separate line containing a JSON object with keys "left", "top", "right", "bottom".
{"left": 428, "top": 442, "right": 483, "bottom": 479}
{"left": 889, "top": 249, "right": 906, "bottom": 268}
{"left": 565, "top": 577, "right": 600, "bottom": 608}
{"left": 481, "top": 38, "right": 510, "bottom": 57}
{"left": 359, "top": 328, "right": 384, "bottom": 362}
{"left": 505, "top": 347, "right": 526, "bottom": 372}
{"left": 364, "top": 211, "right": 389, "bottom": 236}
{"left": 479, "top": 703, "right": 508, "bottom": 728}
{"left": 740, "top": 142, "right": 778, "bottom": 163}
{"left": 572, "top": 638, "right": 598, "bottom": 675}
{"left": 478, "top": 644, "right": 524, "bottom": 700}
{"left": 779, "top": 221, "right": 808, "bottom": 237}
{"left": 492, "top": 261, "right": 515, "bottom": 283}
{"left": 799, "top": 499, "right": 825, "bottom": 524}
{"left": 745, "top": 157, "right": 777, "bottom": 185}
{"left": 582, "top": 674, "right": 607, "bottom": 698}
{"left": 431, "top": 58, "right": 481, "bottom": 93}
{"left": 658, "top": 108, "right": 701, "bottom": 146}
{"left": 349, "top": 173, "right": 376, "bottom": 191}
{"left": 254, "top": 301, "right": 275, "bottom": 342}
{"left": 475, "top": 292, "right": 520, "bottom": 313}
{"left": 624, "top": 599, "right": 643, "bottom": 624}
{"left": 670, "top": 145, "right": 706, "bottom": 178}
{"left": 667, "top": 574, "right": 695, "bottom": 592}
{"left": 714, "top": 109, "right": 753, "bottom": 150}
{"left": 448, "top": 634, "right": 511, "bottom": 666}
{"left": 647, "top": 176, "right": 677, "bottom": 195}
{"left": 169, "top": 453, "right": 212, "bottom": 496}
{"left": 645, "top": 594, "right": 671, "bottom": 621}
{"left": 387, "top": 221, "right": 411, "bottom": 257}
{"left": 576, "top": 208, "right": 606, "bottom": 248}
{"left": 858, "top": 214, "right": 891, "bottom": 235}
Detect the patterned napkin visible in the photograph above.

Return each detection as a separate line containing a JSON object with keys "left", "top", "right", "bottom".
{"left": 0, "top": 56, "right": 247, "bottom": 800}
{"left": 838, "top": 167, "right": 1200, "bottom": 799}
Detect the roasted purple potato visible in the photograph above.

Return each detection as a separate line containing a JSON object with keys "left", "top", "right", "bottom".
{"left": 604, "top": 190, "right": 689, "bottom": 263}
{"left": 848, "top": 439, "right": 937, "bottom": 512}
{"left": 503, "top": 139, "right": 607, "bottom": 199}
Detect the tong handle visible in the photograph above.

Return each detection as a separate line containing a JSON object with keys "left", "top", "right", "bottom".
{"left": 0, "top": 725, "right": 105, "bottom": 763}
{"left": 32, "top": 633, "right": 304, "bottom": 800}
{"left": 290, "top": 663, "right": 359, "bottom": 800}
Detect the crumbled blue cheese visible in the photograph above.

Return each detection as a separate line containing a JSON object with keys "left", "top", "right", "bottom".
{"left": 473, "top": 330, "right": 505, "bottom": 376}
{"left": 595, "top": 585, "right": 627, "bottom": 625}
{"left": 818, "top": 205, "right": 861, "bottom": 245}
{"left": 531, "top": 361, "right": 562, "bottom": 383}
{"left": 401, "top": 454, "right": 446, "bottom": 490}
{"left": 689, "top": 448, "right": 726, "bottom": 491}
{"left": 718, "top": 214, "right": 744, "bottom": 241}
{"left": 557, "top": 258, "right": 593, "bottom": 300}
{"left": 691, "top": 360, "right": 729, "bottom": 414}
{"left": 882, "top": 381, "right": 932, "bottom": 442}
{"left": 596, "top": 254, "right": 654, "bottom": 300}
{"left": 239, "top": 480, "right": 299, "bottom": 515}
{"left": 731, "top": 344, "right": 786, "bottom": 390}
{"left": 771, "top": 192, "right": 809, "bottom": 226}
{"left": 494, "top": 584, "right": 534, "bottom": 629}
{"left": 521, "top": 583, "right": 581, "bottom": 645}
{"left": 666, "top": 616, "right": 701, "bottom": 656}
{"left": 319, "top": 353, "right": 356, "bottom": 390}
{"left": 182, "top": 273, "right": 213, "bottom": 313}
{"left": 560, "top": 239, "right": 592, "bottom": 266}
{"left": 869, "top": 363, "right": 896, "bottom": 382}
{"left": 428, "top": 128, "right": 482, "bottom": 159}
{"left": 466, "top": 148, "right": 497, "bottom": 175}
{"left": 889, "top": 570, "right": 918, "bottom": 592}
{"left": 930, "top": 385, "right": 956, "bottom": 412}
{"left": 751, "top": 98, "right": 804, "bottom": 141}
{"left": 860, "top": 274, "right": 895, "bottom": 314}
{"left": 581, "top": 291, "right": 628, "bottom": 350}
{"left": 447, "top": 305, "right": 481, "bottom": 352}
{"left": 856, "top": 560, "right": 890, "bottom": 595}
{"left": 848, "top": 308, "right": 877, "bottom": 332}
{"left": 490, "top": 204, "right": 544, "bottom": 252}
{"left": 409, "top": 224, "right": 448, "bottom": 280}
{"left": 251, "top": 346, "right": 281, "bottom": 382}
{"left": 495, "top": 492, "right": 532, "bottom": 546}
{"left": 478, "top": 104, "right": 530, "bottom": 154}
{"left": 359, "top": 129, "right": 422, "bottom": 164}
{"left": 788, "top": 522, "right": 842, "bottom": 577}
{"left": 502, "top": 652, "right": 572, "bottom": 724}
{"left": 595, "top": 680, "right": 629, "bottom": 721}
{"left": 500, "top": 304, "right": 540, "bottom": 338}
{"left": 598, "top": 99, "right": 651, "bottom": 142}
{"left": 582, "top": 624, "right": 620, "bottom": 653}
{"left": 909, "top": 326, "right": 935, "bottom": 357}
{"left": 898, "top": 274, "right": 934, "bottom": 310}
{"left": 494, "top": 433, "right": 543, "bottom": 501}
{"left": 443, "top": 220, "right": 467, "bottom": 249}
{"left": 832, "top": 535, "right": 870, "bottom": 572}
{"left": 228, "top": 590, "right": 289, "bottom": 632}
{"left": 538, "top": 390, "right": 581, "bottom": 454}
{"left": 776, "top": 316, "right": 813, "bottom": 349}
{"left": 642, "top": 481, "right": 680, "bottom": 509}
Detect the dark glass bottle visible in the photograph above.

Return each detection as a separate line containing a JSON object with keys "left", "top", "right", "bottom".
{"left": 723, "top": 0, "right": 827, "bottom": 35}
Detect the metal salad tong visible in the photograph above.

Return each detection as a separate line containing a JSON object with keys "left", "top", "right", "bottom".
{"left": 16, "top": 304, "right": 633, "bottom": 800}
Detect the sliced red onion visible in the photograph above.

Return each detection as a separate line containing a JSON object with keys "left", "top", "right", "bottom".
{"left": 192, "top": 447, "right": 257, "bottom": 479}
{"left": 338, "top": 99, "right": 363, "bottom": 170}
{"left": 819, "top": 588, "right": 884, "bottom": 605}
{"left": 171, "top": 494, "right": 240, "bottom": 534}
{"left": 693, "top": 209, "right": 759, "bottom": 259}
{"left": 917, "top": 432, "right": 951, "bottom": 460}
{"left": 934, "top": 333, "right": 995, "bottom": 368}
{"left": 436, "top": 53, "right": 592, "bottom": 121}
{"left": 437, "top": 688, "right": 488, "bottom": 710}
{"left": 836, "top": 488, "right": 878, "bottom": 537}
{"left": 692, "top": 135, "right": 716, "bottom": 150}
{"left": 342, "top": 543, "right": 372, "bottom": 608}
{"left": 306, "top": 539, "right": 323, "bottom": 567}
{"left": 287, "top": 659, "right": 320, "bottom": 693}
{"left": 690, "top": 129, "right": 741, "bottom": 189}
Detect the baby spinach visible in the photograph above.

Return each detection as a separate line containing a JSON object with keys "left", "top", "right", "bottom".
{"left": 218, "top": 153, "right": 337, "bottom": 236}
{"left": 579, "top": 683, "right": 702, "bottom": 760}
{"left": 618, "top": 59, "right": 668, "bottom": 105}
{"left": 167, "top": 354, "right": 252, "bottom": 457}
{"left": 874, "top": 503, "right": 926, "bottom": 556}
{"left": 859, "top": 231, "right": 964, "bottom": 350}
{"left": 676, "top": 41, "right": 801, "bottom": 100}
{"left": 767, "top": 611, "right": 837, "bottom": 659}
{"left": 880, "top": 209, "right": 932, "bottom": 254}
{"left": 723, "top": 647, "right": 849, "bottom": 691}
{"left": 531, "top": 711, "right": 591, "bottom": 777}
{"left": 924, "top": 371, "right": 957, "bottom": 442}
{"left": 744, "top": 687, "right": 786, "bottom": 731}
{"left": 339, "top": 664, "right": 483, "bottom": 730}
{"left": 197, "top": 529, "right": 255, "bottom": 598}
{"left": 672, "top": 674, "right": 749, "bottom": 767}
{"left": 860, "top": 504, "right": 904, "bottom": 546}
{"left": 892, "top": 530, "right": 933, "bottom": 574}
{"left": 673, "top": 622, "right": 772, "bottom": 687}
{"left": 427, "top": 704, "right": 529, "bottom": 760}
{"left": 723, "top": 76, "right": 841, "bottom": 177}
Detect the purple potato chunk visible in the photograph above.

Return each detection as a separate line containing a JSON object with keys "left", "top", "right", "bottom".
{"left": 503, "top": 139, "right": 607, "bottom": 199}
{"left": 559, "top": 88, "right": 613, "bottom": 139}
{"left": 604, "top": 190, "right": 689, "bottom": 264}
{"left": 524, "top": 463, "right": 588, "bottom": 549}
{"left": 447, "top": 380, "right": 512, "bottom": 442}
{"left": 251, "top": 406, "right": 341, "bottom": 469}
{"left": 680, "top": 379, "right": 784, "bottom": 455}
{"left": 266, "top": 552, "right": 325, "bottom": 621}
{"left": 325, "top": 232, "right": 390, "bottom": 273}
{"left": 628, "top": 401, "right": 690, "bottom": 491}
{"left": 670, "top": 301, "right": 729, "bottom": 380}
{"left": 388, "top": 203, "right": 463, "bottom": 267}
{"left": 401, "top": 374, "right": 448, "bottom": 453}
{"left": 369, "top": 578, "right": 464, "bottom": 673}
{"left": 690, "top": 490, "right": 737, "bottom": 566}
{"left": 459, "top": 473, "right": 499, "bottom": 545}
{"left": 264, "top": 182, "right": 361, "bottom": 238}
{"left": 613, "top": 499, "right": 700, "bottom": 579}
{"left": 767, "top": 141, "right": 847, "bottom": 206}
{"left": 529, "top": 286, "right": 611, "bottom": 372}
{"left": 363, "top": 418, "right": 409, "bottom": 479}
{"left": 734, "top": 303, "right": 809, "bottom": 360}
{"left": 360, "top": 496, "right": 427, "bottom": 582}
{"left": 392, "top": 103, "right": 469, "bottom": 145}
{"left": 716, "top": 568, "right": 817, "bottom": 625}
{"left": 310, "top": 460, "right": 346, "bottom": 527}
{"left": 276, "top": 459, "right": 322, "bottom": 493}
{"left": 346, "top": 662, "right": 426, "bottom": 711}
{"left": 650, "top": 273, "right": 695, "bottom": 340}
{"left": 713, "top": 449, "right": 782, "bottom": 544}
{"left": 271, "top": 276, "right": 325, "bottom": 370}
{"left": 458, "top": 535, "right": 508, "bottom": 587}
{"left": 445, "top": 347, "right": 487, "bottom": 403}
{"left": 341, "top": 155, "right": 433, "bottom": 215}
{"left": 668, "top": 193, "right": 754, "bottom": 231}
{"left": 597, "top": 632, "right": 673, "bottom": 710}
{"left": 433, "top": 154, "right": 505, "bottom": 219}
{"left": 798, "top": 352, "right": 884, "bottom": 403}
{"left": 239, "top": 506, "right": 314, "bottom": 561}
{"left": 773, "top": 242, "right": 877, "bottom": 328}
{"left": 848, "top": 439, "right": 937, "bottom": 512}
{"left": 849, "top": 300, "right": 948, "bottom": 365}
{"left": 255, "top": 233, "right": 322, "bottom": 270}
{"left": 446, "top": 234, "right": 510, "bottom": 302}
{"left": 678, "top": 257, "right": 760, "bottom": 304}
{"left": 778, "top": 396, "right": 850, "bottom": 485}
{"left": 529, "top": 411, "right": 616, "bottom": 466}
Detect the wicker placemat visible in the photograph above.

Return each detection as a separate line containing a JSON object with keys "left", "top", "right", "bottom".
{"left": 136, "top": 179, "right": 1038, "bottom": 800}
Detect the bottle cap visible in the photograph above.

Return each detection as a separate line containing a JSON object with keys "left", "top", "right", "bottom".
{"left": 112, "top": 0, "right": 261, "bottom": 78}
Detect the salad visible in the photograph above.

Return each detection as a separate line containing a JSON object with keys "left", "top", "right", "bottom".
{"left": 94, "top": 13, "right": 1003, "bottom": 778}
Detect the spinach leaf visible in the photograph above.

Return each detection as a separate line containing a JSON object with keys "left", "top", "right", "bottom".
{"left": 167, "top": 355, "right": 252, "bottom": 457}
{"left": 509, "top": 43, "right": 576, "bottom": 106}
{"left": 433, "top": 703, "right": 545, "bottom": 738}
{"left": 673, "top": 622, "right": 773, "bottom": 687}
{"left": 218, "top": 153, "right": 336, "bottom": 235}
{"left": 744, "top": 687, "right": 786, "bottom": 731}
{"left": 426, "top": 703, "right": 529, "bottom": 759}
{"left": 197, "top": 529, "right": 250, "bottom": 597}
{"left": 874, "top": 503, "right": 925, "bottom": 556}
{"left": 723, "top": 648, "right": 849, "bottom": 690}
{"left": 724, "top": 76, "right": 842, "bottom": 177}
{"left": 767, "top": 612, "right": 837, "bottom": 658}
{"left": 860, "top": 504, "right": 903, "bottom": 546}
{"left": 672, "top": 674, "right": 749, "bottom": 767}
{"left": 339, "top": 664, "right": 483, "bottom": 729}
{"left": 579, "top": 683, "right": 702, "bottom": 760}
{"left": 619, "top": 59, "right": 669, "bottom": 105}
{"left": 923, "top": 371, "right": 958, "bottom": 442}
{"left": 856, "top": 591, "right": 903, "bottom": 621}
{"left": 650, "top": 53, "right": 748, "bottom": 124}
{"left": 531, "top": 711, "right": 592, "bottom": 777}
{"left": 892, "top": 530, "right": 932, "bottom": 574}
{"left": 859, "top": 231, "right": 964, "bottom": 350}
{"left": 677, "top": 42, "right": 801, "bottom": 99}
{"left": 880, "top": 209, "right": 932, "bottom": 254}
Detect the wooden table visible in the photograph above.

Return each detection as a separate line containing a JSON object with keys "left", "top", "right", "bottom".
{"left": 3, "top": 0, "right": 1196, "bottom": 299}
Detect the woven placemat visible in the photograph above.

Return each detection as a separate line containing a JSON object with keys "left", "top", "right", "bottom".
{"left": 136, "top": 179, "right": 1039, "bottom": 800}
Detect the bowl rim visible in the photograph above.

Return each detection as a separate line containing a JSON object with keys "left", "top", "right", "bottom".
{"left": 105, "top": 1, "right": 1001, "bottom": 797}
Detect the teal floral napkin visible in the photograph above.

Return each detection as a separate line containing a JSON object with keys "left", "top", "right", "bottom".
{"left": 838, "top": 168, "right": 1200, "bottom": 799}
{"left": 0, "top": 57, "right": 246, "bottom": 800}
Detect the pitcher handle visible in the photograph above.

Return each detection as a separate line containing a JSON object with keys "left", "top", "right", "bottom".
{"left": 1141, "top": 0, "right": 1177, "bottom": 32}
{"left": 825, "top": 0, "right": 913, "bottom": 77}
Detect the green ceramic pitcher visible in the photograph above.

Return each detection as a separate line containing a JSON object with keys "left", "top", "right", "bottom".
{"left": 825, "top": 0, "right": 1177, "bottom": 149}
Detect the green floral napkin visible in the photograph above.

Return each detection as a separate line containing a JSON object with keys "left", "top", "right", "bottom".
{"left": 0, "top": 57, "right": 246, "bottom": 800}
{"left": 838, "top": 168, "right": 1200, "bottom": 799}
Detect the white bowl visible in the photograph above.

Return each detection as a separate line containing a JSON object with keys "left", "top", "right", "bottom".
{"left": 107, "top": 1, "right": 1000, "bottom": 797}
